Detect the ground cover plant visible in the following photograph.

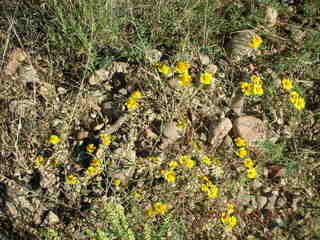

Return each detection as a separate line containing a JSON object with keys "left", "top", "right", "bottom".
{"left": 0, "top": 0, "right": 320, "bottom": 239}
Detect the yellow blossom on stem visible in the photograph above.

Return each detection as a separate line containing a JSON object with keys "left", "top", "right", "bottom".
{"left": 178, "top": 72, "right": 192, "bottom": 87}
{"left": 86, "top": 166, "right": 101, "bottom": 177}
{"left": 250, "top": 75, "right": 262, "bottom": 85}
{"left": 146, "top": 208, "right": 155, "bottom": 217}
{"left": 199, "top": 72, "right": 213, "bottom": 85}
{"left": 179, "top": 155, "right": 191, "bottom": 165}
{"left": 244, "top": 158, "right": 254, "bottom": 169}
{"left": 281, "top": 78, "right": 293, "bottom": 91}
{"left": 227, "top": 203, "right": 236, "bottom": 215}
{"left": 131, "top": 91, "right": 142, "bottom": 99}
{"left": 86, "top": 144, "right": 96, "bottom": 153}
{"left": 253, "top": 84, "right": 264, "bottom": 95}
{"left": 125, "top": 97, "right": 138, "bottom": 111}
{"left": 237, "top": 147, "right": 248, "bottom": 158}
{"left": 49, "top": 135, "right": 60, "bottom": 145}
{"left": 202, "top": 155, "right": 212, "bottom": 166}
{"left": 208, "top": 184, "right": 219, "bottom": 199}
{"left": 185, "top": 159, "right": 194, "bottom": 169}
{"left": 227, "top": 216, "right": 237, "bottom": 229}
{"left": 176, "top": 118, "right": 188, "bottom": 130}
{"left": 248, "top": 35, "right": 263, "bottom": 49}
{"left": 147, "top": 156, "right": 161, "bottom": 162}
{"left": 133, "top": 191, "right": 143, "bottom": 200}
{"left": 175, "top": 61, "right": 190, "bottom": 74}
{"left": 240, "top": 82, "right": 253, "bottom": 96}
{"left": 90, "top": 158, "right": 102, "bottom": 167}
{"left": 153, "top": 202, "right": 170, "bottom": 215}
{"left": 161, "top": 170, "right": 176, "bottom": 183}
{"left": 66, "top": 175, "right": 77, "bottom": 185}
{"left": 234, "top": 137, "right": 246, "bottom": 147}
{"left": 289, "top": 91, "right": 300, "bottom": 104}
{"left": 156, "top": 64, "right": 172, "bottom": 77}
{"left": 168, "top": 160, "right": 178, "bottom": 170}
{"left": 220, "top": 212, "right": 229, "bottom": 224}
{"left": 294, "top": 97, "right": 305, "bottom": 111}
{"left": 34, "top": 155, "right": 44, "bottom": 168}
{"left": 247, "top": 167, "right": 257, "bottom": 179}
{"left": 100, "top": 133, "right": 112, "bottom": 146}
{"left": 114, "top": 179, "right": 121, "bottom": 186}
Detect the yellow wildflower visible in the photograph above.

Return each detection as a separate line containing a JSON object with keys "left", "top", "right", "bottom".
{"left": 185, "top": 159, "right": 194, "bottom": 169}
{"left": 250, "top": 75, "right": 262, "bottom": 85}
{"left": 100, "top": 133, "right": 112, "bottom": 146}
{"left": 125, "top": 97, "right": 138, "bottom": 111}
{"left": 90, "top": 158, "right": 102, "bottom": 167}
{"left": 248, "top": 35, "right": 263, "bottom": 49}
{"left": 227, "top": 216, "right": 237, "bottom": 229}
{"left": 131, "top": 91, "right": 142, "bottom": 99}
{"left": 175, "top": 61, "right": 190, "bottom": 74}
{"left": 156, "top": 64, "right": 172, "bottom": 77}
{"left": 34, "top": 155, "right": 44, "bottom": 168}
{"left": 200, "top": 184, "right": 209, "bottom": 192}
{"left": 66, "top": 175, "right": 77, "bottom": 185}
{"left": 240, "top": 82, "right": 253, "bottom": 96}
{"left": 202, "top": 176, "right": 210, "bottom": 182}
{"left": 179, "top": 155, "right": 191, "bottom": 165}
{"left": 208, "top": 185, "right": 219, "bottom": 199}
{"left": 146, "top": 208, "right": 155, "bottom": 217}
{"left": 202, "top": 155, "right": 212, "bottom": 166}
{"left": 247, "top": 167, "right": 257, "bottom": 179}
{"left": 86, "top": 166, "right": 101, "bottom": 177}
{"left": 49, "top": 135, "right": 60, "bottom": 145}
{"left": 199, "top": 72, "right": 213, "bottom": 85}
{"left": 253, "top": 84, "right": 264, "bottom": 95}
{"left": 237, "top": 147, "right": 248, "bottom": 158}
{"left": 227, "top": 203, "right": 236, "bottom": 215}
{"left": 289, "top": 91, "right": 300, "bottom": 104}
{"left": 220, "top": 212, "right": 229, "bottom": 224}
{"left": 168, "top": 161, "right": 178, "bottom": 170}
{"left": 161, "top": 170, "right": 176, "bottom": 183}
{"left": 147, "top": 156, "right": 161, "bottom": 162}
{"left": 178, "top": 72, "right": 192, "bottom": 87}
{"left": 294, "top": 97, "right": 305, "bottom": 111}
{"left": 153, "top": 202, "right": 170, "bottom": 215}
{"left": 176, "top": 118, "right": 188, "bottom": 130}
{"left": 234, "top": 137, "right": 246, "bottom": 147}
{"left": 281, "top": 78, "right": 293, "bottom": 91}
{"left": 114, "top": 179, "right": 121, "bottom": 186}
{"left": 86, "top": 144, "right": 96, "bottom": 153}
{"left": 244, "top": 158, "right": 254, "bottom": 169}
{"left": 133, "top": 191, "right": 143, "bottom": 200}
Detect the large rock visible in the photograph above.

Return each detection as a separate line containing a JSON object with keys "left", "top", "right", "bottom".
{"left": 208, "top": 118, "right": 233, "bottom": 150}
{"left": 233, "top": 115, "right": 266, "bottom": 148}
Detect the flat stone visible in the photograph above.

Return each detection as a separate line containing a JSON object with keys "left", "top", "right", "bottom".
{"left": 265, "top": 6, "right": 278, "bottom": 27}
{"left": 233, "top": 115, "right": 266, "bottom": 148}
{"left": 199, "top": 54, "right": 210, "bottom": 65}
{"left": 208, "top": 118, "right": 233, "bottom": 150}
{"left": 144, "top": 49, "right": 162, "bottom": 65}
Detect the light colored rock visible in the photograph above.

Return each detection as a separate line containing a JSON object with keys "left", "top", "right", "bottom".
{"left": 5, "top": 48, "right": 28, "bottom": 76}
{"left": 144, "top": 49, "right": 162, "bottom": 65}
{"left": 206, "top": 64, "right": 218, "bottom": 75}
{"left": 265, "top": 7, "right": 278, "bottom": 27}
{"left": 233, "top": 115, "right": 266, "bottom": 148}
{"left": 199, "top": 53, "right": 210, "bottom": 65}
{"left": 88, "top": 68, "right": 110, "bottom": 85}
{"left": 163, "top": 121, "right": 180, "bottom": 141}
{"left": 168, "top": 78, "right": 179, "bottom": 88}
{"left": 257, "top": 196, "right": 268, "bottom": 209}
{"left": 231, "top": 95, "right": 245, "bottom": 116}
{"left": 18, "top": 64, "right": 40, "bottom": 85}
{"left": 45, "top": 211, "right": 60, "bottom": 225}
{"left": 209, "top": 118, "right": 232, "bottom": 150}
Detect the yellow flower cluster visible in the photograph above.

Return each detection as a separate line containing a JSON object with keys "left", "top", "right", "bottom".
{"left": 234, "top": 137, "right": 257, "bottom": 179}
{"left": 146, "top": 202, "right": 170, "bottom": 217}
{"left": 248, "top": 35, "right": 263, "bottom": 49}
{"left": 199, "top": 72, "right": 213, "bottom": 85}
{"left": 125, "top": 91, "right": 142, "bottom": 111}
{"left": 34, "top": 155, "right": 44, "bottom": 168}
{"left": 179, "top": 155, "right": 195, "bottom": 169}
{"left": 86, "top": 158, "right": 102, "bottom": 177}
{"left": 201, "top": 155, "right": 222, "bottom": 167}
{"left": 49, "top": 135, "right": 60, "bottom": 145}
{"left": 280, "top": 78, "right": 305, "bottom": 111}
{"left": 220, "top": 203, "right": 237, "bottom": 230}
{"left": 200, "top": 176, "right": 219, "bottom": 199}
{"left": 176, "top": 118, "right": 189, "bottom": 130}
{"left": 240, "top": 75, "right": 264, "bottom": 96}
{"left": 100, "top": 133, "right": 112, "bottom": 146}
{"left": 66, "top": 174, "right": 77, "bottom": 185}
{"left": 161, "top": 169, "right": 176, "bottom": 183}
{"left": 86, "top": 143, "right": 96, "bottom": 153}
{"left": 156, "top": 63, "right": 172, "bottom": 77}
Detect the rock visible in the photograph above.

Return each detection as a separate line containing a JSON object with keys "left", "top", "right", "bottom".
{"left": 18, "top": 64, "right": 40, "bottom": 86}
{"left": 163, "top": 121, "right": 180, "bottom": 141}
{"left": 208, "top": 118, "right": 233, "bottom": 150}
{"left": 144, "top": 49, "right": 162, "bottom": 65}
{"left": 265, "top": 7, "right": 278, "bottom": 27}
{"left": 76, "top": 130, "right": 89, "bottom": 140}
{"left": 199, "top": 54, "right": 210, "bottom": 65}
{"left": 206, "top": 64, "right": 218, "bottom": 75}
{"left": 257, "top": 196, "right": 268, "bottom": 209}
{"left": 44, "top": 211, "right": 60, "bottom": 225}
{"left": 88, "top": 68, "right": 110, "bottom": 85}
{"left": 231, "top": 95, "right": 245, "bottom": 116}
{"left": 5, "top": 48, "right": 28, "bottom": 76}
{"left": 233, "top": 115, "right": 266, "bottom": 148}
{"left": 168, "top": 78, "right": 179, "bottom": 88}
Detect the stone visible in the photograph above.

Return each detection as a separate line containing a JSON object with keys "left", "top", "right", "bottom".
{"left": 18, "top": 64, "right": 40, "bottom": 86}
{"left": 233, "top": 115, "right": 266, "bottom": 148}
{"left": 265, "top": 7, "right": 278, "bottom": 27}
{"left": 257, "top": 196, "right": 268, "bottom": 209}
{"left": 5, "top": 48, "right": 28, "bottom": 76}
{"left": 88, "top": 68, "right": 110, "bottom": 85}
{"left": 199, "top": 53, "right": 210, "bottom": 65}
{"left": 231, "top": 95, "right": 245, "bottom": 116}
{"left": 208, "top": 118, "right": 232, "bottom": 150}
{"left": 45, "top": 211, "right": 60, "bottom": 225}
{"left": 163, "top": 121, "right": 180, "bottom": 141}
{"left": 144, "top": 49, "right": 162, "bottom": 65}
{"left": 206, "top": 64, "right": 218, "bottom": 75}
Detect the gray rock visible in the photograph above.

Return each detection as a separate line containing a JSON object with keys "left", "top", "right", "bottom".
{"left": 208, "top": 118, "right": 233, "bottom": 150}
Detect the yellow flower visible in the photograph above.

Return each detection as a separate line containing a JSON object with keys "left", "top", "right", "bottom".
{"left": 131, "top": 91, "right": 142, "bottom": 99}
{"left": 294, "top": 97, "right": 305, "bottom": 111}
{"left": 227, "top": 203, "right": 236, "bottom": 215}
{"left": 156, "top": 64, "right": 172, "bottom": 77}
{"left": 237, "top": 147, "right": 248, "bottom": 158}
{"left": 153, "top": 202, "right": 170, "bottom": 215}
{"left": 147, "top": 156, "right": 161, "bottom": 162}
{"left": 199, "top": 72, "right": 213, "bottom": 85}
{"left": 179, "top": 155, "right": 191, "bottom": 165}
{"left": 247, "top": 167, "right": 257, "bottom": 179}
{"left": 168, "top": 161, "right": 178, "bottom": 170}
{"left": 253, "top": 84, "right": 264, "bottom": 95}
{"left": 220, "top": 212, "right": 229, "bottom": 224}
{"left": 227, "top": 216, "right": 237, "bottom": 229}
{"left": 202, "top": 155, "right": 212, "bottom": 166}
{"left": 212, "top": 157, "right": 222, "bottom": 167}
{"left": 133, "top": 191, "right": 143, "bottom": 200}
{"left": 66, "top": 175, "right": 77, "bottom": 185}
{"left": 178, "top": 72, "right": 192, "bottom": 87}
{"left": 208, "top": 185, "right": 219, "bottom": 199}
{"left": 146, "top": 208, "right": 155, "bottom": 217}
{"left": 202, "top": 176, "right": 210, "bottom": 182}
{"left": 90, "top": 158, "right": 102, "bottom": 167}
{"left": 185, "top": 159, "right": 195, "bottom": 169}
{"left": 49, "top": 135, "right": 60, "bottom": 145}
{"left": 281, "top": 78, "right": 293, "bottom": 91}
{"left": 125, "top": 97, "right": 138, "bottom": 111}
{"left": 100, "top": 133, "right": 112, "bottom": 146}
{"left": 248, "top": 35, "right": 263, "bottom": 49}
{"left": 86, "top": 166, "right": 101, "bottom": 177}
{"left": 175, "top": 61, "right": 190, "bottom": 74}
{"left": 244, "top": 158, "right": 254, "bottom": 169}
{"left": 176, "top": 118, "right": 188, "bottom": 130}
{"left": 86, "top": 144, "right": 96, "bottom": 153}
{"left": 200, "top": 184, "right": 209, "bottom": 192}
{"left": 240, "top": 82, "right": 253, "bottom": 96}
{"left": 234, "top": 137, "right": 246, "bottom": 147}
{"left": 250, "top": 75, "right": 262, "bottom": 85}
{"left": 114, "top": 179, "right": 121, "bottom": 186}
{"left": 34, "top": 155, "right": 44, "bottom": 168}
{"left": 289, "top": 91, "right": 300, "bottom": 104}
{"left": 161, "top": 170, "right": 176, "bottom": 183}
